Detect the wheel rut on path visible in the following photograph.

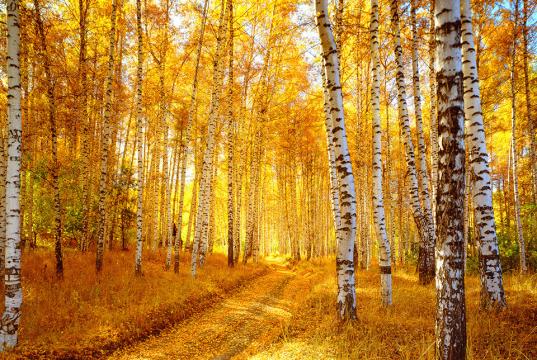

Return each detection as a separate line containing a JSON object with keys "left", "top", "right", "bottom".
{"left": 110, "top": 265, "right": 298, "bottom": 360}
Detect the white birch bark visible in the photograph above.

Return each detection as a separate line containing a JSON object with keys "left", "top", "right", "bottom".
{"left": 96, "top": 0, "right": 117, "bottom": 272}
{"left": 175, "top": 0, "right": 209, "bottom": 273}
{"left": 434, "top": 0, "right": 467, "bottom": 356}
{"left": 321, "top": 68, "right": 342, "bottom": 240}
{"left": 316, "top": 0, "right": 357, "bottom": 320}
{"left": 191, "top": 0, "right": 227, "bottom": 275}
{"left": 0, "top": 0, "right": 22, "bottom": 349}
{"left": 134, "top": 0, "right": 144, "bottom": 276}
{"left": 461, "top": 0, "right": 506, "bottom": 307}
{"left": 0, "top": 136, "right": 6, "bottom": 275}
{"left": 390, "top": 0, "right": 435, "bottom": 284}
{"left": 411, "top": 0, "right": 435, "bottom": 247}
{"left": 370, "top": 0, "right": 392, "bottom": 306}
{"left": 34, "top": 0, "right": 63, "bottom": 276}
{"left": 509, "top": 0, "right": 527, "bottom": 273}
{"left": 429, "top": 0, "right": 438, "bottom": 222}
{"left": 522, "top": 0, "right": 537, "bottom": 202}
{"left": 226, "top": 0, "right": 235, "bottom": 267}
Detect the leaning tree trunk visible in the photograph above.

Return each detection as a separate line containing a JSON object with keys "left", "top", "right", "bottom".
{"left": 134, "top": 0, "right": 144, "bottom": 276}
{"left": 96, "top": 0, "right": 117, "bottom": 273}
{"left": 370, "top": 0, "right": 392, "bottom": 306}
{"left": 0, "top": 0, "right": 22, "bottom": 350}
{"left": 434, "top": 0, "right": 467, "bottom": 357}
{"left": 461, "top": 0, "right": 506, "bottom": 308}
{"left": 316, "top": 0, "right": 358, "bottom": 320}
{"left": 34, "top": 0, "right": 63, "bottom": 277}
{"left": 390, "top": 0, "right": 434, "bottom": 284}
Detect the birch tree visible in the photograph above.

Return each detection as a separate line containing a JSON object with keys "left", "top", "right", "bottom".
{"left": 79, "top": 0, "right": 91, "bottom": 252}
{"left": 410, "top": 0, "right": 434, "bottom": 253}
{"left": 134, "top": 0, "right": 144, "bottom": 276}
{"left": 429, "top": 0, "right": 438, "bottom": 220}
{"left": 461, "top": 0, "right": 506, "bottom": 308}
{"left": 191, "top": 0, "right": 227, "bottom": 275}
{"left": 96, "top": 0, "right": 118, "bottom": 273}
{"left": 370, "top": 0, "right": 392, "bottom": 306}
{"left": 34, "top": 0, "right": 63, "bottom": 277}
{"left": 390, "top": 0, "right": 435, "bottom": 284}
{"left": 226, "top": 0, "right": 235, "bottom": 267}
{"left": 522, "top": 0, "right": 536, "bottom": 201}
{"left": 0, "top": 0, "right": 22, "bottom": 349}
{"left": 434, "top": 0, "right": 467, "bottom": 356}
{"left": 316, "top": 0, "right": 357, "bottom": 320}
{"left": 176, "top": 0, "right": 209, "bottom": 273}
{"left": 510, "top": 0, "right": 527, "bottom": 273}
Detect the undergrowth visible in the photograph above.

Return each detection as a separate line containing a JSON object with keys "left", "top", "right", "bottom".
{"left": 254, "top": 260, "right": 537, "bottom": 360}
{"left": 6, "top": 249, "right": 267, "bottom": 358}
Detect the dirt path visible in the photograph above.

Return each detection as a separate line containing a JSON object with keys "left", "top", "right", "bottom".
{"left": 110, "top": 264, "right": 302, "bottom": 360}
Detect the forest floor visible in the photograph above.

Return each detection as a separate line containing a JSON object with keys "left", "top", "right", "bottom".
{"left": 3, "top": 251, "right": 537, "bottom": 359}
{"left": 111, "top": 258, "right": 320, "bottom": 360}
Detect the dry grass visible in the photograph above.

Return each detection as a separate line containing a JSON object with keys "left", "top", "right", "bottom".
{"left": 256, "top": 260, "right": 537, "bottom": 360}
{"left": 7, "top": 249, "right": 268, "bottom": 358}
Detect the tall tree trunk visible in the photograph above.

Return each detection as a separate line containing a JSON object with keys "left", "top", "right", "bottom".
{"left": 34, "top": 0, "right": 63, "bottom": 277}
{"left": 226, "top": 0, "right": 235, "bottom": 267}
{"left": 510, "top": 0, "right": 527, "bottom": 273}
{"left": 410, "top": 0, "right": 435, "bottom": 272}
{"left": 191, "top": 0, "right": 227, "bottom": 275}
{"left": 134, "top": 0, "right": 144, "bottom": 276}
{"left": 96, "top": 0, "right": 117, "bottom": 273}
{"left": 79, "top": 0, "right": 91, "bottom": 252}
{"left": 390, "top": 0, "right": 434, "bottom": 284}
{"left": 175, "top": 0, "right": 209, "bottom": 273}
{"left": 321, "top": 65, "right": 342, "bottom": 244}
{"left": 429, "top": 0, "right": 438, "bottom": 222}
{"left": 370, "top": 0, "right": 392, "bottom": 306}
{"left": 434, "top": 0, "right": 467, "bottom": 357}
{"left": 522, "top": 0, "right": 536, "bottom": 202}
{"left": 0, "top": 135, "right": 6, "bottom": 276}
{"left": 461, "top": 0, "right": 506, "bottom": 307}
{"left": 316, "top": 0, "right": 357, "bottom": 320}
{"left": 0, "top": 0, "right": 22, "bottom": 349}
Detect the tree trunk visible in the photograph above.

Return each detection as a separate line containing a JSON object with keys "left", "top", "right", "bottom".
{"left": 510, "top": 0, "right": 527, "bottom": 273}
{"left": 34, "top": 0, "right": 63, "bottom": 277}
{"left": 175, "top": 0, "right": 209, "bottom": 272}
{"left": 226, "top": 0, "right": 235, "bottom": 267}
{"left": 316, "top": 0, "right": 357, "bottom": 320}
{"left": 522, "top": 0, "right": 536, "bottom": 202}
{"left": 429, "top": 0, "right": 438, "bottom": 222}
{"left": 96, "top": 0, "right": 117, "bottom": 273}
{"left": 0, "top": 0, "right": 22, "bottom": 349}
{"left": 410, "top": 0, "right": 435, "bottom": 272}
{"left": 390, "top": 0, "right": 434, "bottom": 284}
{"left": 434, "top": 0, "right": 467, "bottom": 357}
{"left": 370, "top": 0, "right": 392, "bottom": 306}
{"left": 134, "top": 0, "right": 144, "bottom": 276}
{"left": 191, "top": 0, "right": 227, "bottom": 275}
{"left": 461, "top": 0, "right": 506, "bottom": 307}
{"left": 79, "top": 0, "right": 91, "bottom": 252}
